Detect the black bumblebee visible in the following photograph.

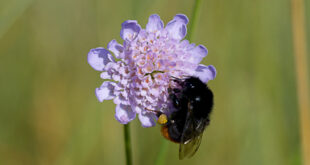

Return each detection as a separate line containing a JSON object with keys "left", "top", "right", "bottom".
{"left": 158, "top": 76, "right": 214, "bottom": 159}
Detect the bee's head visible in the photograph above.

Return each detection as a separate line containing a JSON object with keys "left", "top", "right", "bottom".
{"left": 181, "top": 77, "right": 205, "bottom": 94}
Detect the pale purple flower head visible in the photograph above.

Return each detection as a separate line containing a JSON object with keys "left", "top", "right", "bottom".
{"left": 88, "top": 14, "right": 216, "bottom": 127}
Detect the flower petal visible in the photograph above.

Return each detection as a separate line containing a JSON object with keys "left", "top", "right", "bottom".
{"left": 107, "top": 40, "right": 124, "bottom": 59}
{"left": 165, "top": 14, "right": 189, "bottom": 40}
{"left": 95, "top": 81, "right": 116, "bottom": 102}
{"left": 175, "top": 60, "right": 197, "bottom": 75}
{"left": 146, "top": 14, "right": 164, "bottom": 32}
{"left": 130, "top": 102, "right": 143, "bottom": 113}
{"left": 138, "top": 113, "right": 156, "bottom": 127}
{"left": 120, "top": 20, "right": 141, "bottom": 41}
{"left": 188, "top": 45, "right": 208, "bottom": 64}
{"left": 100, "top": 72, "right": 111, "bottom": 79}
{"left": 115, "top": 104, "right": 136, "bottom": 124}
{"left": 88, "top": 48, "right": 115, "bottom": 71}
{"left": 193, "top": 65, "right": 217, "bottom": 83}
{"left": 113, "top": 92, "right": 129, "bottom": 105}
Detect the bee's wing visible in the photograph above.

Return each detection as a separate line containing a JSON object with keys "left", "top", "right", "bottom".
{"left": 179, "top": 130, "right": 203, "bottom": 159}
{"left": 179, "top": 110, "right": 207, "bottom": 160}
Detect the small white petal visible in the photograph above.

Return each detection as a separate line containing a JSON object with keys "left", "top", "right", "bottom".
{"left": 150, "top": 88, "right": 160, "bottom": 97}
{"left": 193, "top": 65, "right": 217, "bottom": 83}
{"left": 113, "top": 96, "right": 121, "bottom": 105}
{"left": 146, "top": 14, "right": 164, "bottom": 32}
{"left": 165, "top": 14, "right": 189, "bottom": 40}
{"left": 107, "top": 40, "right": 124, "bottom": 59}
{"left": 188, "top": 45, "right": 208, "bottom": 64}
{"left": 131, "top": 104, "right": 142, "bottom": 113}
{"left": 179, "top": 40, "right": 189, "bottom": 48}
{"left": 95, "top": 81, "right": 116, "bottom": 102}
{"left": 120, "top": 20, "right": 141, "bottom": 41}
{"left": 138, "top": 113, "right": 156, "bottom": 127}
{"left": 113, "top": 94, "right": 129, "bottom": 105}
{"left": 115, "top": 104, "right": 136, "bottom": 124}
{"left": 88, "top": 48, "right": 115, "bottom": 71}
{"left": 100, "top": 72, "right": 111, "bottom": 79}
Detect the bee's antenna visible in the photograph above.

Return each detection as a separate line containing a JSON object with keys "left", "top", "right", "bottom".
{"left": 170, "top": 76, "right": 179, "bottom": 80}
{"left": 170, "top": 75, "right": 182, "bottom": 84}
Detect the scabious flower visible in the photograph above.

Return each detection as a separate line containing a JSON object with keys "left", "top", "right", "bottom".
{"left": 88, "top": 14, "right": 216, "bottom": 127}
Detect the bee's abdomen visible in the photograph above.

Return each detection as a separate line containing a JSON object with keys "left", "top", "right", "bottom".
{"left": 161, "top": 125, "right": 181, "bottom": 143}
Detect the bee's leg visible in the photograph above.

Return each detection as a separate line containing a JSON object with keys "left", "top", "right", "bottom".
{"left": 169, "top": 86, "right": 184, "bottom": 109}
{"left": 205, "top": 118, "right": 210, "bottom": 126}
{"left": 145, "top": 108, "right": 163, "bottom": 116}
{"left": 168, "top": 88, "right": 180, "bottom": 95}
{"left": 173, "top": 88, "right": 181, "bottom": 93}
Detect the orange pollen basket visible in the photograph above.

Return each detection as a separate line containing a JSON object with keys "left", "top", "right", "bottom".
{"left": 161, "top": 126, "right": 179, "bottom": 143}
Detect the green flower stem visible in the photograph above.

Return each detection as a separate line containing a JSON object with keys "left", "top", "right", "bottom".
{"left": 155, "top": 1, "right": 202, "bottom": 165}
{"left": 155, "top": 140, "right": 169, "bottom": 165}
{"left": 124, "top": 124, "right": 132, "bottom": 165}
{"left": 186, "top": 0, "right": 202, "bottom": 41}
{"left": 291, "top": 0, "right": 310, "bottom": 163}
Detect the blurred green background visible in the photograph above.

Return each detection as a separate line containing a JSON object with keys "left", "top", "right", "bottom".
{"left": 0, "top": 0, "right": 309, "bottom": 164}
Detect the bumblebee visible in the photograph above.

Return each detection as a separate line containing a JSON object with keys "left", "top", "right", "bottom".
{"left": 158, "top": 76, "right": 214, "bottom": 159}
